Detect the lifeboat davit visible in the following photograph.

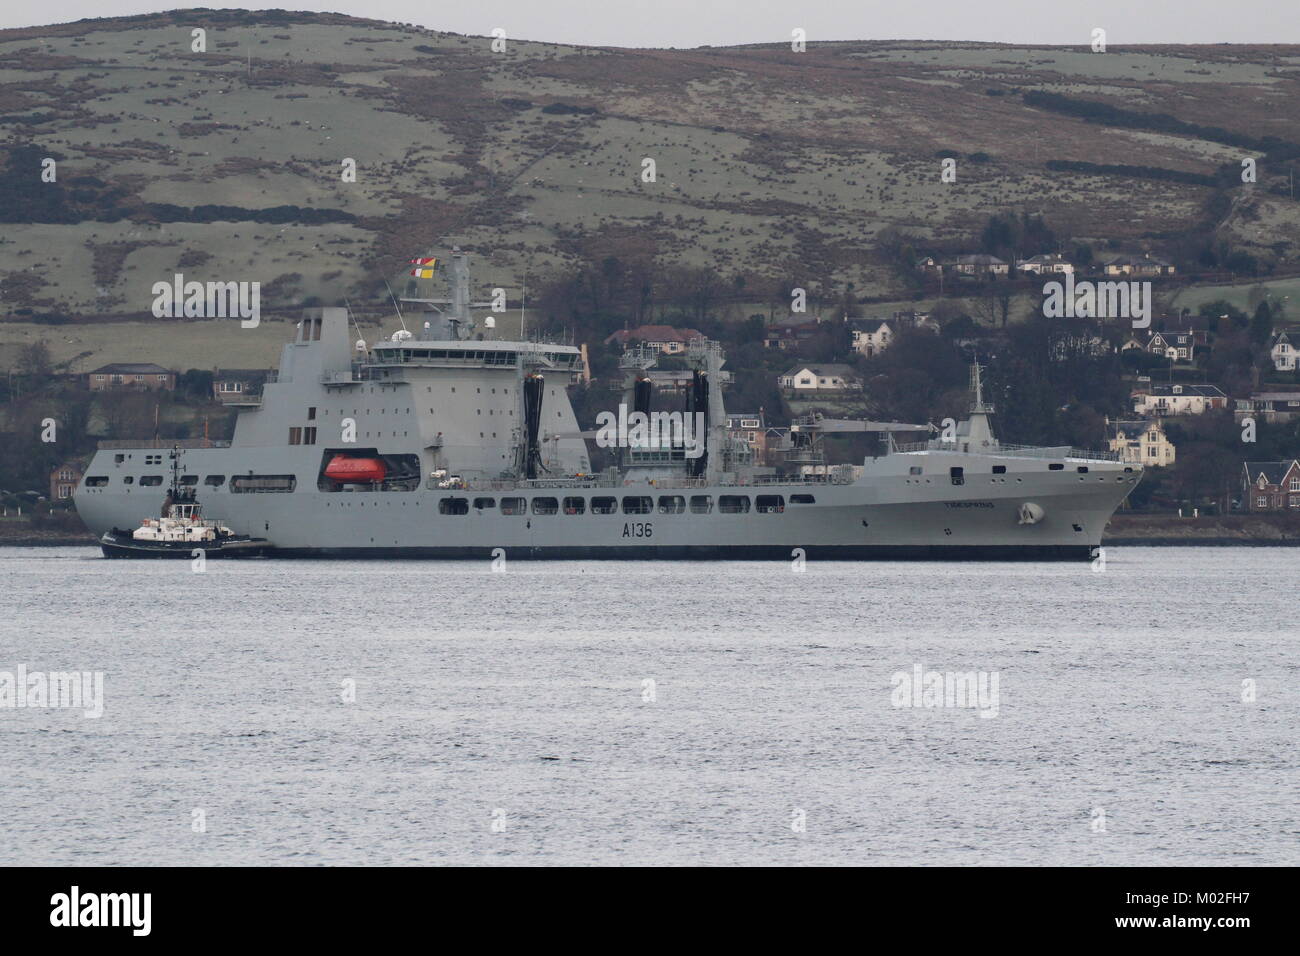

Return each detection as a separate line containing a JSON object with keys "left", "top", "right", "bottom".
{"left": 324, "top": 455, "right": 387, "bottom": 483}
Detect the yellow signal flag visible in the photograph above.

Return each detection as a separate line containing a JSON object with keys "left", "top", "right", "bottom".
{"left": 409, "top": 268, "right": 436, "bottom": 278}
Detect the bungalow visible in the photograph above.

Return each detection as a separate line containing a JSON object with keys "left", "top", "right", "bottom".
{"left": 1235, "top": 391, "right": 1300, "bottom": 424}
{"left": 1016, "top": 253, "right": 1074, "bottom": 276}
{"left": 1099, "top": 252, "right": 1176, "bottom": 277}
{"left": 1132, "top": 383, "right": 1228, "bottom": 417}
{"left": 1241, "top": 460, "right": 1300, "bottom": 512}
{"left": 49, "top": 460, "right": 85, "bottom": 502}
{"left": 762, "top": 318, "right": 825, "bottom": 350}
{"left": 948, "top": 254, "right": 1009, "bottom": 277}
{"left": 914, "top": 255, "right": 943, "bottom": 276}
{"left": 212, "top": 368, "right": 274, "bottom": 405}
{"left": 86, "top": 363, "right": 175, "bottom": 392}
{"left": 604, "top": 324, "right": 703, "bottom": 355}
{"left": 1106, "top": 418, "right": 1175, "bottom": 467}
{"left": 779, "top": 363, "right": 862, "bottom": 392}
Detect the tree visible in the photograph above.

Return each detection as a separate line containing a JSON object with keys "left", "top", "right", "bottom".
{"left": 17, "top": 341, "right": 53, "bottom": 379}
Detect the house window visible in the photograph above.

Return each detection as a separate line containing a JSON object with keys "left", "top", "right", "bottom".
{"left": 1290, "top": 478, "right": 1300, "bottom": 492}
{"left": 58, "top": 485, "right": 71, "bottom": 499}
{"left": 1257, "top": 496, "right": 1267, "bottom": 508}
{"left": 1291, "top": 496, "right": 1300, "bottom": 509}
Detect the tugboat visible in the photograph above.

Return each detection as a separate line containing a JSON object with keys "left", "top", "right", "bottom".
{"left": 99, "top": 447, "right": 268, "bottom": 558}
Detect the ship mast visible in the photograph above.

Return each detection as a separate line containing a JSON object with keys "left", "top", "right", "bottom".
{"left": 964, "top": 362, "right": 996, "bottom": 450}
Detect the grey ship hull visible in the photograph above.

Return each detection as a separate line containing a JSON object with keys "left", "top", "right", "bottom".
{"left": 76, "top": 446, "right": 1136, "bottom": 561}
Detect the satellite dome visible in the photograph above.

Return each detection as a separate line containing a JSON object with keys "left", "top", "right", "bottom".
{"left": 391, "top": 329, "right": 414, "bottom": 342}
{"left": 354, "top": 339, "right": 366, "bottom": 352}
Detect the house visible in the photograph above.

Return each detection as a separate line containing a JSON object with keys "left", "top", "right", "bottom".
{"left": 1241, "top": 460, "right": 1300, "bottom": 512}
{"left": 848, "top": 312, "right": 938, "bottom": 357}
{"left": 86, "top": 363, "right": 176, "bottom": 391}
{"left": 1016, "top": 253, "right": 1074, "bottom": 276}
{"left": 762, "top": 318, "right": 825, "bottom": 350}
{"left": 1269, "top": 330, "right": 1299, "bottom": 372}
{"left": 779, "top": 364, "right": 862, "bottom": 392}
{"left": 726, "top": 412, "right": 766, "bottom": 453}
{"left": 914, "top": 255, "right": 943, "bottom": 276}
{"left": 1146, "top": 331, "right": 1200, "bottom": 363}
{"left": 850, "top": 320, "right": 897, "bottom": 357}
{"left": 48, "top": 461, "right": 84, "bottom": 502}
{"left": 1099, "top": 252, "right": 1176, "bottom": 277}
{"left": 212, "top": 368, "right": 274, "bottom": 405}
{"left": 1106, "top": 418, "right": 1175, "bottom": 467}
{"left": 1132, "top": 383, "right": 1228, "bottom": 417}
{"left": 1235, "top": 391, "right": 1300, "bottom": 424}
{"left": 948, "top": 254, "right": 1009, "bottom": 277}
{"left": 604, "top": 324, "right": 703, "bottom": 355}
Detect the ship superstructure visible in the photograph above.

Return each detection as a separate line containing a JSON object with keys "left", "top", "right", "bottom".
{"left": 76, "top": 252, "right": 1140, "bottom": 559}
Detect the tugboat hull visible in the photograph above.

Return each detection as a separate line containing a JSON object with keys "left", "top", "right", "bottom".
{"left": 99, "top": 530, "right": 268, "bottom": 559}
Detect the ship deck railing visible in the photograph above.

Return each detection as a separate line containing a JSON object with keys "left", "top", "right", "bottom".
{"left": 97, "top": 439, "right": 232, "bottom": 449}
{"left": 891, "top": 440, "right": 1121, "bottom": 462}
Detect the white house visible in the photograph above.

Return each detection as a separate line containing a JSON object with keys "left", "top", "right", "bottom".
{"left": 1106, "top": 418, "right": 1175, "bottom": 466}
{"left": 1016, "top": 253, "right": 1074, "bottom": 276}
{"left": 1132, "top": 383, "right": 1228, "bottom": 417}
{"left": 779, "top": 364, "right": 862, "bottom": 392}
{"left": 851, "top": 320, "right": 895, "bottom": 357}
{"left": 1270, "top": 330, "right": 1298, "bottom": 371}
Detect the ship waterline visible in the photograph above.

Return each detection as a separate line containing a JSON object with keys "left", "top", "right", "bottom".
{"left": 75, "top": 253, "right": 1139, "bottom": 560}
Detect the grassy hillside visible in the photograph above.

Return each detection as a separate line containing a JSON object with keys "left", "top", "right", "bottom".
{"left": 2, "top": 9, "right": 1299, "bottom": 372}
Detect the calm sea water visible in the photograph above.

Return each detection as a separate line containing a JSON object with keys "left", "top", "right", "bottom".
{"left": 1, "top": 545, "right": 1296, "bottom": 866}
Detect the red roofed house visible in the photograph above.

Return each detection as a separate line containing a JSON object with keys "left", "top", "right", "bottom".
{"left": 604, "top": 325, "right": 703, "bottom": 355}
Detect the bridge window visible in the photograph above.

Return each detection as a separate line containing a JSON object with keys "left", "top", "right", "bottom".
{"left": 992, "top": 465, "right": 1006, "bottom": 474}
{"left": 1049, "top": 463, "right": 1064, "bottom": 471}
{"left": 85, "top": 476, "right": 108, "bottom": 487}
{"left": 473, "top": 497, "right": 496, "bottom": 510}
{"left": 950, "top": 466, "right": 964, "bottom": 486}
{"left": 180, "top": 475, "right": 198, "bottom": 486}
{"left": 204, "top": 475, "right": 226, "bottom": 487}
{"left": 790, "top": 494, "right": 815, "bottom": 504}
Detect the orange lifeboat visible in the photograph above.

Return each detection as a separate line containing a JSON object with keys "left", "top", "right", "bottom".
{"left": 324, "top": 455, "right": 387, "bottom": 483}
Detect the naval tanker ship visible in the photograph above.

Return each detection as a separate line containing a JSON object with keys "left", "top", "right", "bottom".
{"left": 75, "top": 252, "right": 1140, "bottom": 560}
